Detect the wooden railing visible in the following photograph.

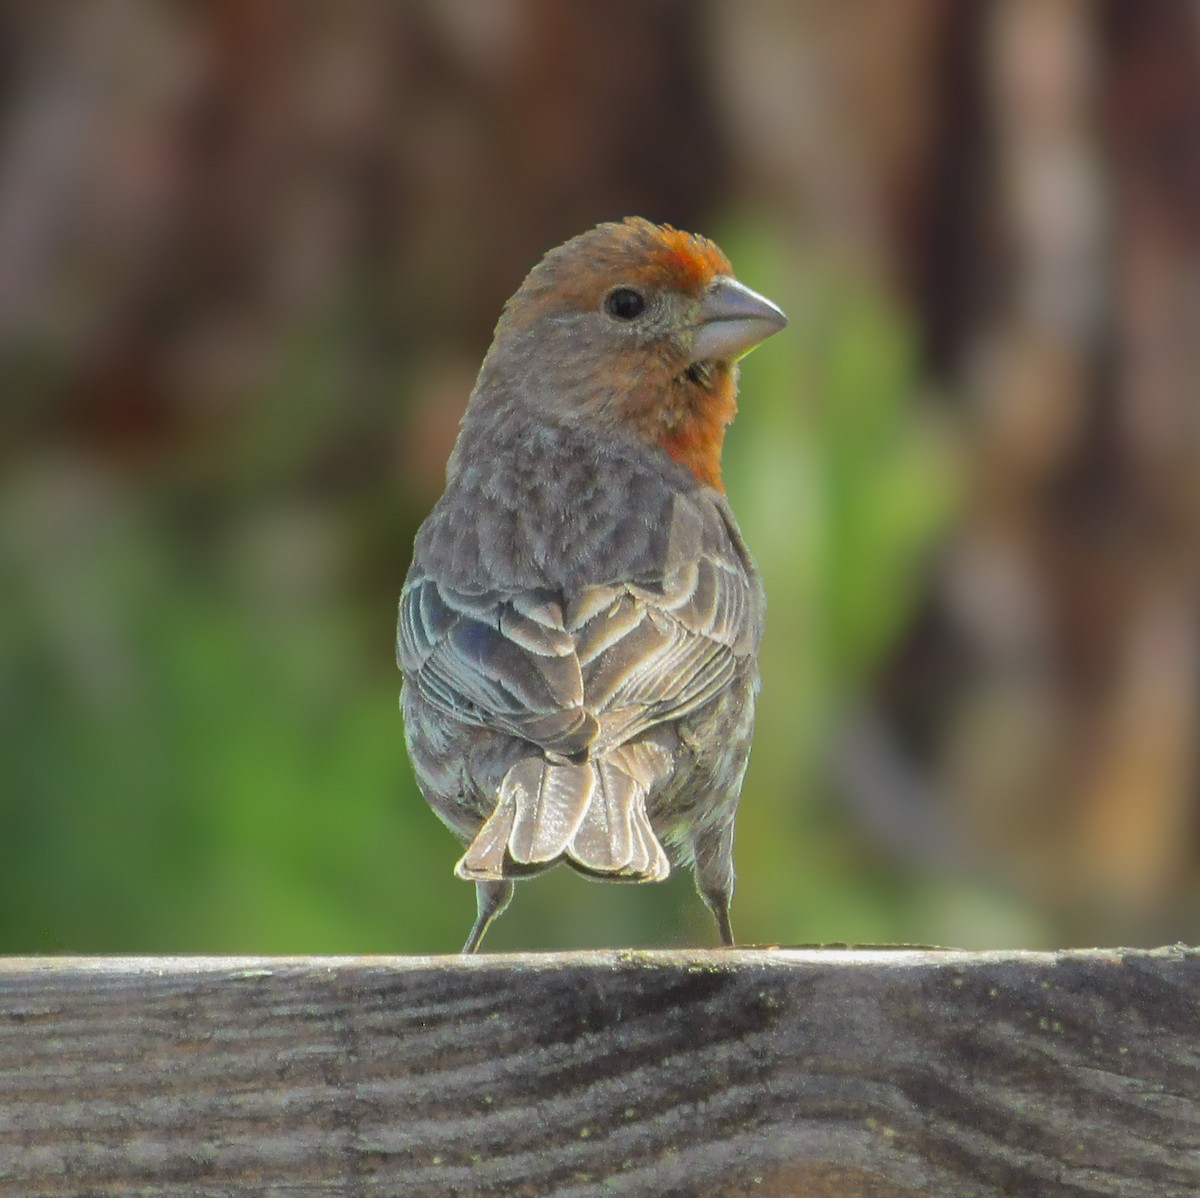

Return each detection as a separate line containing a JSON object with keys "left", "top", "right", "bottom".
{"left": 1, "top": 947, "right": 1196, "bottom": 1196}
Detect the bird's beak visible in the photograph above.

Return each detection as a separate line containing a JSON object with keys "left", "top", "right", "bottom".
{"left": 689, "top": 275, "right": 788, "bottom": 363}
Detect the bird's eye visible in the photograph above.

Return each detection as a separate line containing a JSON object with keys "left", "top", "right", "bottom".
{"left": 604, "top": 287, "right": 646, "bottom": 321}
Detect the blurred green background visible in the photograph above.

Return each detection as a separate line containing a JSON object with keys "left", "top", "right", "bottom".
{"left": 3, "top": 2, "right": 1199, "bottom": 953}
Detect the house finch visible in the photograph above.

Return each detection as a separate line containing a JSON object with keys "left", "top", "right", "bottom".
{"left": 398, "top": 217, "right": 786, "bottom": 951}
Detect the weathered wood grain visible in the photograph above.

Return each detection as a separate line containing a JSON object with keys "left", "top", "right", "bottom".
{"left": 0, "top": 948, "right": 1196, "bottom": 1196}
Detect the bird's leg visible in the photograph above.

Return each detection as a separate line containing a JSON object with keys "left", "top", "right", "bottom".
{"left": 693, "top": 820, "right": 736, "bottom": 947}
{"left": 710, "top": 903, "right": 735, "bottom": 948}
{"left": 462, "top": 878, "right": 514, "bottom": 953}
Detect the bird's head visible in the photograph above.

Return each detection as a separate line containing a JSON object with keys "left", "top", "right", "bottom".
{"left": 473, "top": 217, "right": 787, "bottom": 492}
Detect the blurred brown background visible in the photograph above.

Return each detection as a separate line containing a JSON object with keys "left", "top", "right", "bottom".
{"left": 2, "top": 1, "right": 1198, "bottom": 952}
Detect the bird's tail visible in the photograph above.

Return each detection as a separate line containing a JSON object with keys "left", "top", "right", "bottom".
{"left": 455, "top": 751, "right": 670, "bottom": 883}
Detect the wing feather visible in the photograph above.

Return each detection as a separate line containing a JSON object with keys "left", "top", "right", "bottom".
{"left": 398, "top": 505, "right": 761, "bottom": 762}
{"left": 581, "top": 552, "right": 759, "bottom": 749}
{"left": 399, "top": 577, "right": 596, "bottom": 755}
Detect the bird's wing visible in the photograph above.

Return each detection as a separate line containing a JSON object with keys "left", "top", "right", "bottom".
{"left": 399, "top": 497, "right": 761, "bottom": 760}
{"left": 398, "top": 577, "right": 598, "bottom": 756}
{"left": 571, "top": 549, "right": 760, "bottom": 751}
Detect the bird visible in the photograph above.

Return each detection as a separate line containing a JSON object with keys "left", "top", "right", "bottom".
{"left": 397, "top": 216, "right": 786, "bottom": 951}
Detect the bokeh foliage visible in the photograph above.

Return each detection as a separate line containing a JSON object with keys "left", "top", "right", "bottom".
{"left": 6, "top": 2, "right": 1200, "bottom": 953}
{"left": 2, "top": 217, "right": 980, "bottom": 953}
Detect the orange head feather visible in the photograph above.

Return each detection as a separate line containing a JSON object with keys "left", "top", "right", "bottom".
{"left": 485, "top": 218, "right": 762, "bottom": 494}
{"left": 503, "top": 217, "right": 731, "bottom": 320}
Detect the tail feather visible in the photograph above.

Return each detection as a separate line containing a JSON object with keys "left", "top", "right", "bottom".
{"left": 568, "top": 760, "right": 636, "bottom": 873}
{"left": 625, "top": 783, "right": 671, "bottom": 882}
{"left": 568, "top": 759, "right": 670, "bottom": 880}
{"left": 508, "top": 758, "right": 593, "bottom": 864}
{"left": 455, "top": 791, "right": 517, "bottom": 880}
{"left": 455, "top": 753, "right": 670, "bottom": 882}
